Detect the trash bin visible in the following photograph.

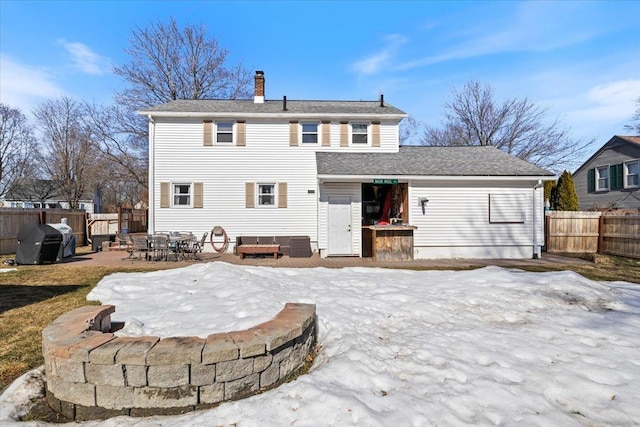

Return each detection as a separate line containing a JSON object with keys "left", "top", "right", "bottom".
{"left": 16, "top": 224, "right": 63, "bottom": 265}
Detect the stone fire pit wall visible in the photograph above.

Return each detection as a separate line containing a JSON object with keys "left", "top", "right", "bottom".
{"left": 42, "top": 303, "right": 316, "bottom": 421}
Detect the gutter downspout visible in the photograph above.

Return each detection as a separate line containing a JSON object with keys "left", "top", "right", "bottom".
{"left": 148, "top": 115, "right": 155, "bottom": 234}
{"left": 532, "top": 180, "right": 543, "bottom": 259}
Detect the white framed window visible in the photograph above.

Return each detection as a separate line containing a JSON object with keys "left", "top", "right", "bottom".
{"left": 596, "top": 166, "right": 609, "bottom": 191}
{"left": 257, "top": 183, "right": 276, "bottom": 207}
{"left": 173, "top": 183, "right": 192, "bottom": 207}
{"left": 351, "top": 123, "right": 369, "bottom": 144}
{"left": 301, "top": 122, "right": 319, "bottom": 144}
{"left": 216, "top": 122, "right": 234, "bottom": 144}
{"left": 624, "top": 159, "right": 639, "bottom": 188}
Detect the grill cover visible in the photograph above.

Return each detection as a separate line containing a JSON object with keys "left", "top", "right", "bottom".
{"left": 16, "top": 224, "right": 63, "bottom": 265}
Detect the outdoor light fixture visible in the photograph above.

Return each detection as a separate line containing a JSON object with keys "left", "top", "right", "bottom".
{"left": 419, "top": 197, "right": 429, "bottom": 214}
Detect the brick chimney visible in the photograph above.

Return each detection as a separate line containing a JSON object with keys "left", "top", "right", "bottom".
{"left": 254, "top": 71, "right": 265, "bottom": 103}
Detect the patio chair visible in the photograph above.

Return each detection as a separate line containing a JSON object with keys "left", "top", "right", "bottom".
{"left": 131, "top": 235, "right": 150, "bottom": 262}
{"left": 150, "top": 234, "right": 169, "bottom": 261}
{"left": 117, "top": 232, "right": 135, "bottom": 260}
{"left": 184, "top": 232, "right": 208, "bottom": 260}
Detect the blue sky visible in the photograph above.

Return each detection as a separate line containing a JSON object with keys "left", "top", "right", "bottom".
{"left": 1, "top": 0, "right": 639, "bottom": 160}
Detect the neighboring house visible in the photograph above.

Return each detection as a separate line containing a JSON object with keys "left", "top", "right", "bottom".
{"left": 573, "top": 135, "right": 640, "bottom": 211}
{"left": 1, "top": 180, "right": 95, "bottom": 213}
{"left": 141, "top": 71, "right": 555, "bottom": 259}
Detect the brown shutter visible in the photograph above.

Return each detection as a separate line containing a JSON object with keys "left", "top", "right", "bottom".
{"left": 236, "top": 120, "right": 246, "bottom": 146}
{"left": 321, "top": 121, "right": 331, "bottom": 147}
{"left": 278, "top": 182, "right": 287, "bottom": 208}
{"left": 203, "top": 121, "right": 213, "bottom": 146}
{"left": 193, "top": 182, "right": 203, "bottom": 208}
{"left": 245, "top": 182, "right": 255, "bottom": 208}
{"left": 372, "top": 121, "right": 380, "bottom": 147}
{"left": 160, "top": 182, "right": 170, "bottom": 208}
{"left": 289, "top": 121, "right": 299, "bottom": 146}
{"left": 340, "top": 121, "right": 349, "bottom": 147}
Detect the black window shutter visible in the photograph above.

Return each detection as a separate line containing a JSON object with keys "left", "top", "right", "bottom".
{"left": 587, "top": 168, "right": 595, "bottom": 193}
{"left": 610, "top": 164, "right": 623, "bottom": 190}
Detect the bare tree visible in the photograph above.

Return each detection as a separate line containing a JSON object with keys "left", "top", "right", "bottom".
{"left": 399, "top": 115, "right": 425, "bottom": 145}
{"left": 0, "top": 103, "right": 37, "bottom": 198}
{"left": 422, "top": 81, "right": 591, "bottom": 172}
{"left": 625, "top": 96, "right": 640, "bottom": 134}
{"left": 105, "top": 17, "right": 253, "bottom": 199}
{"left": 85, "top": 103, "right": 147, "bottom": 190}
{"left": 113, "top": 17, "right": 252, "bottom": 109}
{"left": 33, "top": 97, "right": 99, "bottom": 209}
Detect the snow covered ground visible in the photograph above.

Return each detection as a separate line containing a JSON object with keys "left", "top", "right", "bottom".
{"left": 1, "top": 262, "right": 639, "bottom": 426}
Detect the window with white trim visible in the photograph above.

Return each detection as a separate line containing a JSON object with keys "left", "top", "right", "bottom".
{"left": 301, "top": 123, "right": 319, "bottom": 144}
{"left": 624, "top": 159, "right": 639, "bottom": 188}
{"left": 351, "top": 123, "right": 369, "bottom": 144}
{"left": 258, "top": 183, "right": 276, "bottom": 207}
{"left": 596, "top": 166, "right": 609, "bottom": 191}
{"left": 173, "top": 183, "right": 192, "bottom": 207}
{"left": 216, "top": 122, "right": 234, "bottom": 143}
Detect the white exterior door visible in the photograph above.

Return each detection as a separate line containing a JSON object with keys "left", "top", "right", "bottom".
{"left": 328, "top": 196, "right": 352, "bottom": 255}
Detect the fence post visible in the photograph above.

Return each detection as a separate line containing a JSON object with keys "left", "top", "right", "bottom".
{"left": 597, "top": 214, "right": 604, "bottom": 254}
{"left": 544, "top": 214, "right": 550, "bottom": 251}
{"left": 39, "top": 210, "right": 47, "bottom": 225}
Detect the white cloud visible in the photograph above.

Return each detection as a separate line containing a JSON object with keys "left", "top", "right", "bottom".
{"left": 567, "top": 79, "right": 640, "bottom": 125}
{"left": 351, "top": 34, "right": 408, "bottom": 75}
{"left": 396, "top": 3, "right": 598, "bottom": 70}
{"left": 0, "top": 54, "right": 65, "bottom": 113}
{"left": 57, "top": 39, "right": 109, "bottom": 75}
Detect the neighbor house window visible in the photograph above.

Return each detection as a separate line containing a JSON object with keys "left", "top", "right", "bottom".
{"left": 173, "top": 183, "right": 192, "bottom": 206}
{"left": 258, "top": 184, "right": 275, "bottom": 206}
{"left": 216, "top": 122, "right": 234, "bottom": 143}
{"left": 625, "top": 160, "right": 639, "bottom": 188}
{"left": 351, "top": 123, "right": 368, "bottom": 144}
{"left": 596, "top": 166, "right": 609, "bottom": 191}
{"left": 301, "top": 123, "right": 319, "bottom": 144}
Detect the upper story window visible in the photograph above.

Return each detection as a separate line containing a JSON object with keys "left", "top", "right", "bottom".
{"left": 258, "top": 183, "right": 275, "bottom": 207}
{"left": 625, "top": 159, "right": 639, "bottom": 188}
{"left": 351, "top": 123, "right": 369, "bottom": 144}
{"left": 173, "top": 183, "right": 192, "bottom": 207}
{"left": 596, "top": 166, "right": 609, "bottom": 191}
{"left": 301, "top": 123, "right": 319, "bottom": 144}
{"left": 216, "top": 122, "right": 234, "bottom": 144}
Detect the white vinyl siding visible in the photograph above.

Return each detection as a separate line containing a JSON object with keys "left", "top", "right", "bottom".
{"left": 151, "top": 118, "right": 320, "bottom": 241}
{"left": 409, "top": 181, "right": 541, "bottom": 259}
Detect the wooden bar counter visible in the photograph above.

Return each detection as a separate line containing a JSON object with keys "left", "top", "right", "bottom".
{"left": 362, "top": 225, "right": 417, "bottom": 261}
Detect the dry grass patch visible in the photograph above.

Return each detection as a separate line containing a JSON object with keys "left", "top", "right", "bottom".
{"left": 0, "top": 265, "right": 146, "bottom": 391}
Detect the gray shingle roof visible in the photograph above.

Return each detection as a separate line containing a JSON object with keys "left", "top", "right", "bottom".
{"left": 140, "top": 99, "right": 406, "bottom": 116}
{"left": 316, "top": 146, "right": 555, "bottom": 177}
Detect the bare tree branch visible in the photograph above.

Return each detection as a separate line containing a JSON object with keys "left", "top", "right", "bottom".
{"left": 625, "top": 96, "right": 640, "bottom": 134}
{"left": 33, "top": 97, "right": 100, "bottom": 209}
{"left": 0, "top": 103, "right": 37, "bottom": 198}
{"left": 422, "top": 81, "right": 592, "bottom": 172}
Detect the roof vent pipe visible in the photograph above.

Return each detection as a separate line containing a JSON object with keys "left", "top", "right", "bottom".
{"left": 283, "top": 96, "right": 287, "bottom": 111}
{"left": 380, "top": 94, "right": 384, "bottom": 107}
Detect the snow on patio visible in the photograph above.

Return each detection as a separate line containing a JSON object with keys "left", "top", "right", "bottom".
{"left": 2, "top": 263, "right": 639, "bottom": 426}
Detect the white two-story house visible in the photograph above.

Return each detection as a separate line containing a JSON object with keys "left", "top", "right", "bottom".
{"left": 141, "top": 71, "right": 555, "bottom": 259}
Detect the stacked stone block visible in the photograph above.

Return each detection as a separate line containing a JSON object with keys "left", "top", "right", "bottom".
{"left": 42, "top": 303, "right": 316, "bottom": 421}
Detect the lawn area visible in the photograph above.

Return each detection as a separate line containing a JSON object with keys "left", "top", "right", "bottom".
{"left": 1, "top": 250, "right": 638, "bottom": 393}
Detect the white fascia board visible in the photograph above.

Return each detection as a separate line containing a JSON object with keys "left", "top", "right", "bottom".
{"left": 317, "top": 174, "right": 557, "bottom": 183}
{"left": 138, "top": 111, "right": 408, "bottom": 120}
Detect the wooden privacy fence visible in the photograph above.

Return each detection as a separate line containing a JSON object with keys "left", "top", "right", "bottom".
{"left": 545, "top": 211, "right": 640, "bottom": 259}
{"left": 0, "top": 208, "right": 88, "bottom": 255}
